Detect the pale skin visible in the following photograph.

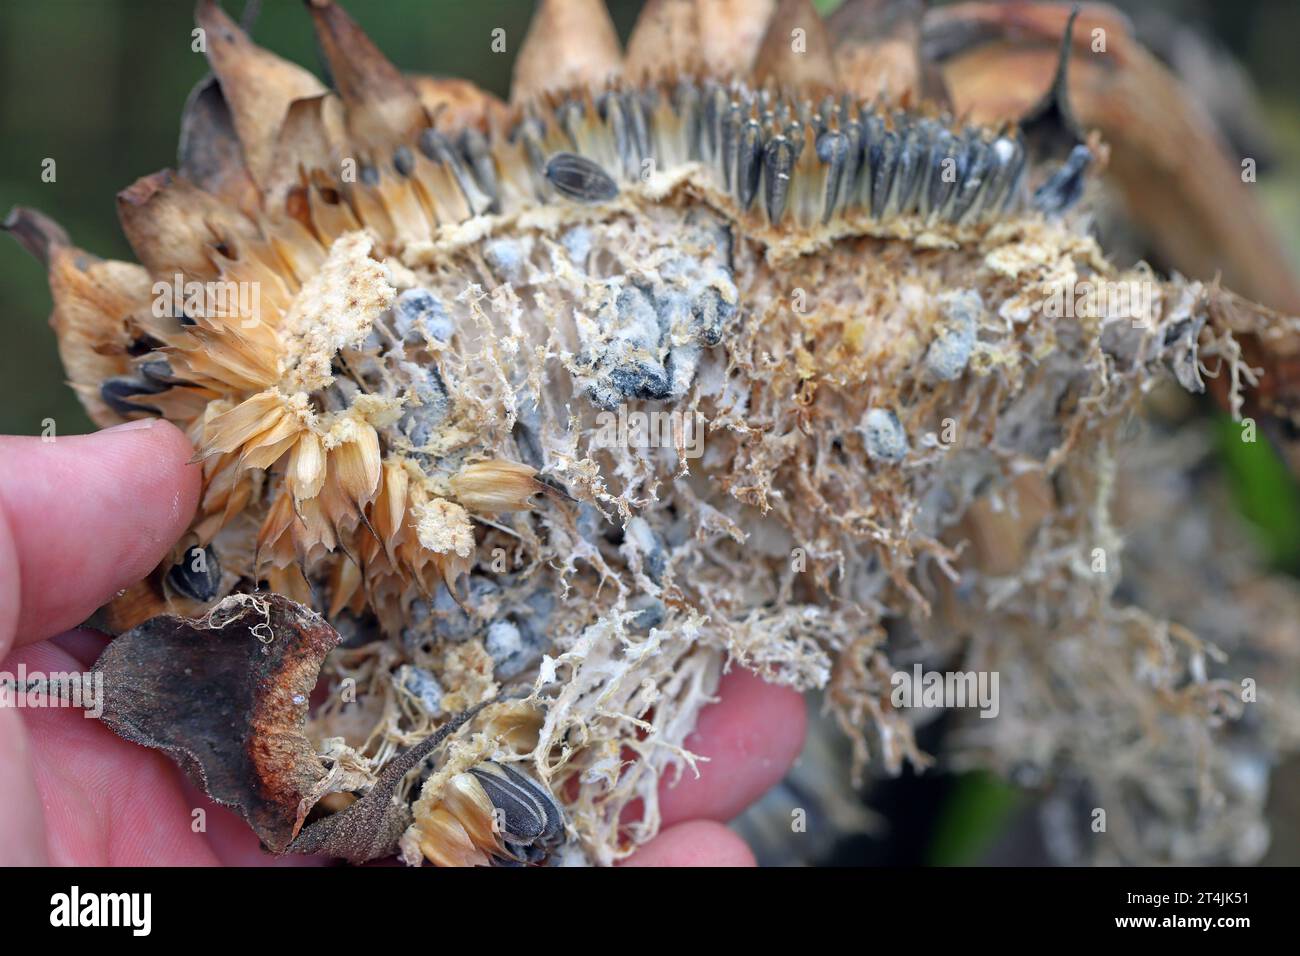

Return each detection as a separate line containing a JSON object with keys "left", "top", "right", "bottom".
{"left": 0, "top": 420, "right": 806, "bottom": 866}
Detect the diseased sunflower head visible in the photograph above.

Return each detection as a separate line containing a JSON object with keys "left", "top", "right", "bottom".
{"left": 8, "top": 0, "right": 1300, "bottom": 867}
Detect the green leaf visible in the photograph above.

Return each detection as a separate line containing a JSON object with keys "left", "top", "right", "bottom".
{"left": 1214, "top": 414, "right": 1300, "bottom": 569}
{"left": 927, "top": 771, "right": 1021, "bottom": 866}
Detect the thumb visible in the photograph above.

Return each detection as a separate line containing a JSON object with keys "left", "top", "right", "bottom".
{"left": 0, "top": 419, "right": 200, "bottom": 658}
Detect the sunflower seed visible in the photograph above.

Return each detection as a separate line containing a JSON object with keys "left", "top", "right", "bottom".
{"left": 393, "top": 145, "right": 415, "bottom": 177}
{"left": 736, "top": 118, "right": 764, "bottom": 210}
{"left": 949, "top": 137, "right": 992, "bottom": 223}
{"left": 981, "top": 134, "right": 1026, "bottom": 217}
{"left": 543, "top": 152, "right": 619, "bottom": 204}
{"left": 100, "top": 376, "right": 165, "bottom": 416}
{"left": 139, "top": 358, "right": 177, "bottom": 386}
{"left": 763, "top": 135, "right": 797, "bottom": 225}
{"left": 816, "top": 130, "right": 849, "bottom": 223}
{"left": 468, "top": 762, "right": 550, "bottom": 844}
{"left": 167, "top": 545, "right": 222, "bottom": 602}
{"left": 720, "top": 102, "right": 742, "bottom": 191}
{"left": 1032, "top": 143, "right": 1092, "bottom": 216}
{"left": 870, "top": 130, "right": 900, "bottom": 220}
{"left": 459, "top": 128, "right": 500, "bottom": 211}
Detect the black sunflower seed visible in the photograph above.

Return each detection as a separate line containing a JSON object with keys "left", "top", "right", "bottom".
{"left": 100, "top": 376, "right": 166, "bottom": 416}
{"left": 139, "top": 358, "right": 177, "bottom": 386}
{"left": 759, "top": 136, "right": 795, "bottom": 223}
{"left": 1032, "top": 143, "right": 1092, "bottom": 216}
{"left": 816, "top": 130, "right": 849, "bottom": 223}
{"left": 870, "top": 130, "right": 901, "bottom": 221}
{"left": 392, "top": 145, "right": 414, "bottom": 177}
{"left": 736, "top": 118, "right": 764, "bottom": 210}
{"left": 468, "top": 763, "right": 547, "bottom": 844}
{"left": 543, "top": 152, "right": 619, "bottom": 204}
{"left": 166, "top": 545, "right": 222, "bottom": 602}
{"left": 494, "top": 762, "right": 564, "bottom": 843}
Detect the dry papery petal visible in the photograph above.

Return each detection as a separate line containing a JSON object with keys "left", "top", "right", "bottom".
{"left": 449, "top": 459, "right": 541, "bottom": 512}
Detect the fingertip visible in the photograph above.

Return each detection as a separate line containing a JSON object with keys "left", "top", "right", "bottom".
{"left": 94, "top": 418, "right": 203, "bottom": 511}
{"left": 621, "top": 820, "right": 756, "bottom": 867}
{"left": 704, "top": 667, "right": 808, "bottom": 757}
{"left": 0, "top": 420, "right": 201, "bottom": 646}
{"left": 659, "top": 668, "right": 807, "bottom": 827}
{"left": 47, "top": 626, "right": 112, "bottom": 669}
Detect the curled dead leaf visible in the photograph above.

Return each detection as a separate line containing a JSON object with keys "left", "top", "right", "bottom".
{"left": 93, "top": 592, "right": 339, "bottom": 853}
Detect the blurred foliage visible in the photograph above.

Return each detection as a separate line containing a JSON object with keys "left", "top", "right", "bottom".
{"left": 1216, "top": 414, "right": 1300, "bottom": 570}
{"left": 927, "top": 771, "right": 1022, "bottom": 865}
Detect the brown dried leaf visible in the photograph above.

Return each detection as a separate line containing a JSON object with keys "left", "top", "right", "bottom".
{"left": 93, "top": 593, "right": 339, "bottom": 853}
{"left": 178, "top": 76, "right": 262, "bottom": 218}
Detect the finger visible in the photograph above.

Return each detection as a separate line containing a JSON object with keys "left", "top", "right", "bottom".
{"left": 7, "top": 639, "right": 221, "bottom": 865}
{"left": 0, "top": 420, "right": 201, "bottom": 654}
{"left": 0, "top": 707, "right": 49, "bottom": 864}
{"left": 48, "top": 626, "right": 112, "bottom": 669}
{"left": 658, "top": 668, "right": 806, "bottom": 827}
{"left": 620, "top": 819, "right": 755, "bottom": 867}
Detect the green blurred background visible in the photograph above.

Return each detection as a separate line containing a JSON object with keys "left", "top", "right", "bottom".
{"left": 2, "top": 0, "right": 1299, "bottom": 865}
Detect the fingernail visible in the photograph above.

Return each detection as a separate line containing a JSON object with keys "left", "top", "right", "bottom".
{"left": 100, "top": 418, "right": 157, "bottom": 434}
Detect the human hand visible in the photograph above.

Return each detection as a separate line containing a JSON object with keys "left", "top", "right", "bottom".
{"left": 0, "top": 421, "right": 804, "bottom": 866}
